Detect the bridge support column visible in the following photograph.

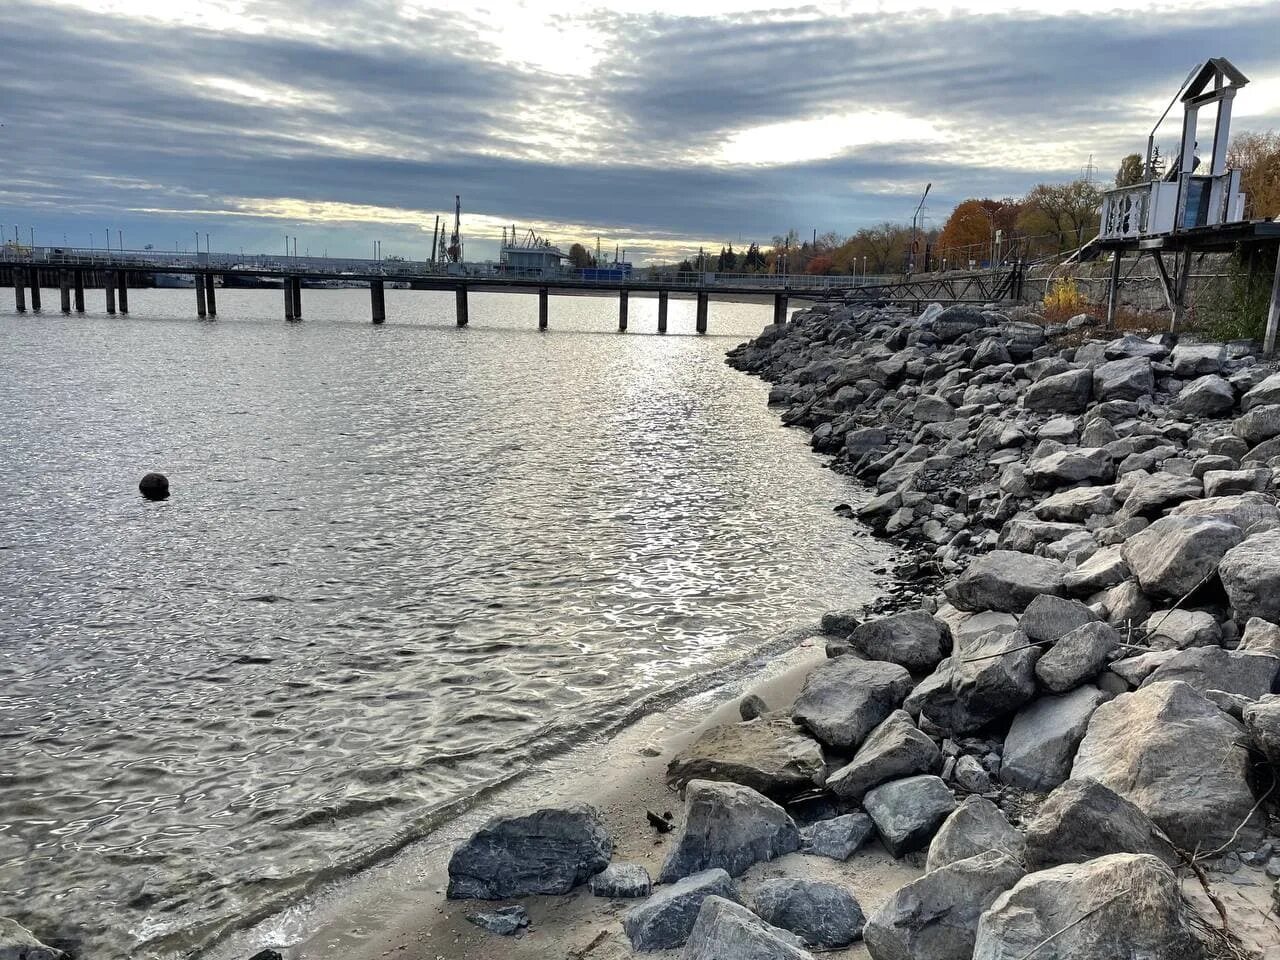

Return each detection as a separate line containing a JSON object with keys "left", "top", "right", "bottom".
{"left": 282, "top": 279, "right": 293, "bottom": 321}
{"left": 13, "top": 268, "right": 26, "bottom": 312}
{"left": 204, "top": 274, "right": 216, "bottom": 317}
{"left": 195, "top": 275, "right": 207, "bottom": 318}
{"left": 73, "top": 270, "right": 85, "bottom": 312}
{"left": 60, "top": 271, "right": 72, "bottom": 313}
{"left": 105, "top": 272, "right": 116, "bottom": 314}
{"left": 456, "top": 285, "right": 468, "bottom": 327}
{"left": 618, "top": 290, "right": 628, "bottom": 332}
{"left": 538, "top": 287, "right": 548, "bottom": 330}
{"left": 291, "top": 276, "right": 302, "bottom": 319}
{"left": 657, "top": 290, "right": 668, "bottom": 334}
{"left": 29, "top": 268, "right": 41, "bottom": 311}
{"left": 117, "top": 272, "right": 128, "bottom": 314}
{"left": 371, "top": 279, "right": 385, "bottom": 324}
{"left": 695, "top": 291, "right": 708, "bottom": 334}
{"left": 773, "top": 292, "right": 788, "bottom": 326}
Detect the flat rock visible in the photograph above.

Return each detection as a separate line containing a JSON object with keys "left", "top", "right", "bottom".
{"left": 1070, "top": 680, "right": 1261, "bottom": 850}
{"left": 1026, "top": 447, "right": 1113, "bottom": 486}
{"left": 1205, "top": 467, "right": 1272, "bottom": 497}
{"left": 590, "top": 862, "right": 652, "bottom": 898}
{"left": 1119, "top": 471, "right": 1203, "bottom": 517}
{"left": 1034, "top": 486, "right": 1116, "bottom": 523}
{"left": 623, "top": 869, "right": 739, "bottom": 951}
{"left": 1001, "top": 686, "right": 1108, "bottom": 792}
{"left": 973, "top": 854, "right": 1199, "bottom": 960}
{"left": 848, "top": 610, "right": 951, "bottom": 672}
{"left": 1024, "top": 368, "right": 1091, "bottom": 414}
{"left": 1062, "top": 546, "right": 1129, "bottom": 596}
{"left": 447, "top": 803, "right": 612, "bottom": 899}
{"left": 791, "top": 657, "right": 913, "bottom": 751}
{"left": 1022, "top": 777, "right": 1179, "bottom": 869}
{"left": 1242, "top": 370, "right": 1280, "bottom": 411}
{"left": 1035, "top": 621, "right": 1118, "bottom": 692}
{"left": 864, "top": 850, "right": 1025, "bottom": 960}
{"left": 659, "top": 780, "right": 799, "bottom": 883}
{"left": 1171, "top": 342, "right": 1226, "bottom": 376}
{"left": 1121, "top": 514, "right": 1244, "bottom": 601}
{"left": 667, "top": 718, "right": 826, "bottom": 799}
{"left": 683, "top": 895, "right": 813, "bottom": 960}
{"left": 753, "top": 878, "right": 865, "bottom": 949}
{"left": 945, "top": 551, "right": 1067, "bottom": 613}
{"left": 1168, "top": 491, "right": 1280, "bottom": 529}
{"left": 466, "top": 904, "right": 529, "bottom": 936}
{"left": 1018, "top": 595, "right": 1098, "bottom": 643}
{"left": 1141, "top": 645, "right": 1279, "bottom": 699}
{"left": 1142, "top": 608, "right": 1222, "bottom": 649}
{"left": 798, "top": 812, "right": 875, "bottom": 860}
{"left": 863, "top": 774, "right": 956, "bottom": 858}
{"left": 926, "top": 796, "right": 1026, "bottom": 872}
{"left": 826, "top": 709, "right": 941, "bottom": 801}
{"left": 1219, "top": 528, "right": 1280, "bottom": 623}
{"left": 1093, "top": 356, "right": 1155, "bottom": 402}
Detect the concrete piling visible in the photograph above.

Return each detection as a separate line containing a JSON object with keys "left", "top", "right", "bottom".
{"left": 695, "top": 291, "right": 708, "bottom": 334}
{"left": 105, "top": 272, "right": 116, "bottom": 314}
{"left": 73, "top": 270, "right": 85, "bottom": 312}
{"left": 204, "top": 274, "right": 216, "bottom": 317}
{"left": 282, "top": 279, "right": 293, "bottom": 321}
{"left": 29, "top": 268, "right": 41, "bottom": 311}
{"left": 371, "top": 279, "right": 385, "bottom": 324}
{"left": 196, "top": 275, "right": 207, "bottom": 318}
{"left": 456, "top": 285, "right": 468, "bottom": 327}
{"left": 290, "top": 276, "right": 301, "bottom": 319}
{"left": 618, "top": 290, "right": 629, "bottom": 332}
{"left": 117, "top": 272, "right": 128, "bottom": 314}
{"left": 657, "top": 290, "right": 668, "bottom": 334}
{"left": 60, "top": 271, "right": 71, "bottom": 313}
{"left": 13, "top": 268, "right": 26, "bottom": 312}
{"left": 773, "top": 292, "right": 788, "bottom": 326}
{"left": 538, "top": 287, "right": 548, "bottom": 330}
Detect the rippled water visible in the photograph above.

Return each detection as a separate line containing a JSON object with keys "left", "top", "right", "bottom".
{"left": 0, "top": 288, "right": 886, "bottom": 958}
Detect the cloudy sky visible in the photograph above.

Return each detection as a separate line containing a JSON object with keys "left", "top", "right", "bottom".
{"left": 2, "top": 0, "right": 1278, "bottom": 263}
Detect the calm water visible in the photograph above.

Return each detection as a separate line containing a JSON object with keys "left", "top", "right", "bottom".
{"left": 0, "top": 287, "right": 886, "bottom": 958}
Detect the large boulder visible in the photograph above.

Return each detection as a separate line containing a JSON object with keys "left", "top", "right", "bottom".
{"left": 926, "top": 796, "right": 1026, "bottom": 872}
{"left": 1175, "top": 374, "right": 1235, "bottom": 416}
{"left": 623, "top": 869, "right": 740, "bottom": 951}
{"left": 1170, "top": 342, "right": 1225, "bottom": 376}
{"left": 1034, "top": 486, "right": 1117, "bottom": 523}
{"left": 1018, "top": 595, "right": 1098, "bottom": 643}
{"left": 1242, "top": 695, "right": 1280, "bottom": 765}
{"left": 1168, "top": 491, "right": 1280, "bottom": 529}
{"left": 1119, "top": 471, "right": 1203, "bottom": 517}
{"left": 911, "top": 631, "right": 1039, "bottom": 735}
{"left": 1001, "top": 686, "right": 1108, "bottom": 792}
{"left": 1233, "top": 403, "right": 1280, "bottom": 445}
{"left": 864, "top": 851, "right": 1025, "bottom": 960}
{"left": 1242, "top": 370, "right": 1280, "bottom": 411}
{"left": 753, "top": 879, "right": 865, "bottom": 949}
{"left": 1120, "top": 515, "right": 1244, "bottom": 601}
{"left": 945, "top": 551, "right": 1067, "bottom": 613}
{"left": 1092, "top": 356, "right": 1155, "bottom": 401}
{"left": 667, "top": 718, "right": 826, "bottom": 799}
{"left": 863, "top": 775, "right": 956, "bottom": 857}
{"left": 447, "top": 803, "right": 612, "bottom": 899}
{"left": 1026, "top": 447, "right": 1113, "bottom": 486}
{"left": 848, "top": 610, "right": 951, "bottom": 672}
{"left": 1219, "top": 528, "right": 1280, "bottom": 623}
{"left": 683, "top": 895, "right": 814, "bottom": 960}
{"left": 1070, "top": 681, "right": 1261, "bottom": 850}
{"left": 973, "top": 854, "right": 1199, "bottom": 960}
{"left": 798, "top": 812, "right": 875, "bottom": 861}
{"left": 1143, "top": 608, "right": 1222, "bottom": 650}
{"left": 1141, "top": 645, "right": 1279, "bottom": 699}
{"left": 930, "top": 305, "right": 987, "bottom": 342}
{"left": 1239, "top": 616, "right": 1280, "bottom": 656}
{"left": 659, "top": 780, "right": 799, "bottom": 882}
{"left": 1034, "top": 622, "right": 1118, "bottom": 692}
{"left": 791, "top": 657, "right": 913, "bottom": 751}
{"left": 1024, "top": 368, "right": 1092, "bottom": 414}
{"left": 1022, "top": 777, "right": 1179, "bottom": 869}
{"left": 826, "top": 709, "right": 942, "bottom": 801}
{"left": 0, "top": 920, "right": 66, "bottom": 960}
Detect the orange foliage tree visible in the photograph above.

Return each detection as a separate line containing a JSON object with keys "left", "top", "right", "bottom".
{"left": 937, "top": 198, "right": 1022, "bottom": 268}
{"left": 1230, "top": 130, "right": 1280, "bottom": 219}
{"left": 805, "top": 255, "right": 834, "bottom": 275}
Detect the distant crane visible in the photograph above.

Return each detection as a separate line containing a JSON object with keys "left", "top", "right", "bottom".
{"left": 430, "top": 214, "right": 440, "bottom": 264}
{"left": 446, "top": 195, "right": 462, "bottom": 263}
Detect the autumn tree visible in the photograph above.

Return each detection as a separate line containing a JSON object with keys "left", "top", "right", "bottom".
{"left": 936, "top": 198, "right": 1022, "bottom": 268}
{"left": 805, "top": 255, "right": 834, "bottom": 275}
{"left": 1020, "top": 180, "right": 1104, "bottom": 251}
{"left": 1115, "top": 153, "right": 1145, "bottom": 187}
{"left": 1229, "top": 130, "right": 1280, "bottom": 219}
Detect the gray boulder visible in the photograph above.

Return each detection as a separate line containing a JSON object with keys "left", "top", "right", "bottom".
{"left": 1141, "top": 645, "right": 1278, "bottom": 699}
{"left": 848, "top": 610, "right": 950, "bottom": 672}
{"left": 1142, "top": 608, "right": 1221, "bottom": 649}
{"left": 864, "top": 851, "right": 1025, "bottom": 960}
{"left": 1018, "top": 595, "right": 1098, "bottom": 643}
{"left": 1242, "top": 370, "right": 1280, "bottom": 410}
{"left": 753, "top": 878, "right": 865, "bottom": 948}
{"left": 667, "top": 718, "right": 826, "bottom": 799}
{"left": 1205, "top": 467, "right": 1272, "bottom": 497}
{"left": 1175, "top": 374, "right": 1235, "bottom": 416}
{"left": 827, "top": 709, "right": 941, "bottom": 801}
{"left": 624, "top": 869, "right": 740, "bottom": 951}
{"left": 659, "top": 780, "right": 799, "bottom": 882}
{"left": 1234, "top": 403, "right": 1280, "bottom": 445}
{"left": 1034, "top": 486, "right": 1117, "bottom": 523}
{"left": 1170, "top": 342, "right": 1225, "bottom": 376}
{"left": 1121, "top": 515, "right": 1244, "bottom": 601}
{"left": 1001, "top": 686, "right": 1108, "bottom": 792}
{"left": 926, "top": 796, "right": 1026, "bottom": 872}
{"left": 945, "top": 551, "right": 1067, "bottom": 613}
{"left": 1093, "top": 356, "right": 1155, "bottom": 401}
{"left": 863, "top": 775, "right": 957, "bottom": 857}
{"left": 930, "top": 305, "right": 988, "bottom": 342}
{"left": 1242, "top": 696, "right": 1280, "bottom": 765}
{"left": 973, "top": 854, "right": 1199, "bottom": 960}
{"left": 1071, "top": 681, "right": 1261, "bottom": 850}
{"left": 1240, "top": 617, "right": 1280, "bottom": 656}
{"left": 1168, "top": 491, "right": 1280, "bottom": 529}
{"left": 1119, "top": 471, "right": 1203, "bottom": 517}
{"left": 791, "top": 657, "right": 913, "bottom": 751}
{"left": 1219, "top": 528, "right": 1280, "bottom": 623}
{"left": 1024, "top": 368, "right": 1091, "bottom": 413}
{"left": 798, "top": 812, "right": 875, "bottom": 860}
{"left": 1034, "top": 622, "right": 1118, "bottom": 692}
{"left": 466, "top": 904, "right": 529, "bottom": 936}
{"left": 913, "top": 631, "right": 1039, "bottom": 735}
{"left": 1027, "top": 447, "right": 1113, "bottom": 486}
{"left": 590, "top": 862, "right": 652, "bottom": 898}
{"left": 446, "top": 803, "right": 612, "bottom": 899}
{"left": 0, "top": 920, "right": 66, "bottom": 960}
{"left": 1062, "top": 546, "right": 1129, "bottom": 595}
{"left": 1022, "top": 777, "right": 1178, "bottom": 869}
{"left": 682, "top": 895, "right": 813, "bottom": 960}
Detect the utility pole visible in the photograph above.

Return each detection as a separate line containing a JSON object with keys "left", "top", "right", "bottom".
{"left": 910, "top": 183, "right": 931, "bottom": 274}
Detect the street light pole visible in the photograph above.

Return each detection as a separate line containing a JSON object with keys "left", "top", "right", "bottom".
{"left": 910, "top": 183, "right": 931, "bottom": 275}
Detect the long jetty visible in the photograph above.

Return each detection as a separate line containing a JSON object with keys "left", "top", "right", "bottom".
{"left": 0, "top": 247, "right": 889, "bottom": 332}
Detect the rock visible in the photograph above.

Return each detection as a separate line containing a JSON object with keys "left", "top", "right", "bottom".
{"left": 827, "top": 709, "right": 941, "bottom": 801}
{"left": 1175, "top": 374, "right": 1235, "bottom": 415}
{"left": 1242, "top": 696, "right": 1280, "bottom": 764}
{"left": 466, "top": 904, "right": 529, "bottom": 936}
{"left": 1207, "top": 688, "right": 1253, "bottom": 718}
{"left": 1205, "top": 467, "right": 1271, "bottom": 497}
{"left": 1121, "top": 515, "right": 1244, "bottom": 601}
{"left": 1034, "top": 486, "right": 1117, "bottom": 522}
{"left": 1244, "top": 435, "right": 1280, "bottom": 464}
{"left": 863, "top": 775, "right": 956, "bottom": 857}
{"left": 791, "top": 657, "right": 913, "bottom": 751}
{"left": 820, "top": 609, "right": 860, "bottom": 634}
{"left": 1035, "top": 622, "right": 1118, "bottom": 692}
{"left": 1142, "top": 608, "right": 1222, "bottom": 649}
{"left": 1240, "top": 617, "right": 1280, "bottom": 656}
{"left": 1219, "top": 528, "right": 1280, "bottom": 623}
{"left": 1141, "top": 645, "right": 1278, "bottom": 699}
{"left": 1171, "top": 342, "right": 1226, "bottom": 376}
{"left": 952, "top": 755, "right": 994, "bottom": 793}
{"left": 798, "top": 812, "right": 875, "bottom": 860}
{"left": 926, "top": 796, "right": 1026, "bottom": 872}
{"left": 740, "top": 694, "right": 769, "bottom": 721}
{"left": 1071, "top": 681, "right": 1261, "bottom": 850}
{"left": 1023, "top": 777, "right": 1178, "bottom": 869}
{"left": 753, "top": 878, "right": 865, "bottom": 949}
{"left": 139, "top": 471, "right": 169, "bottom": 500}
{"left": 590, "top": 863, "right": 652, "bottom": 898}
{"left": 1168, "top": 491, "right": 1280, "bottom": 529}
{"left": 945, "top": 551, "right": 1067, "bottom": 613}
{"left": 1234, "top": 404, "right": 1280, "bottom": 445}
{"left": 931, "top": 305, "right": 988, "bottom": 342}
{"left": 1097, "top": 578, "right": 1151, "bottom": 625}
{"left": 1104, "top": 334, "right": 1167, "bottom": 361}
{"left": 1093, "top": 356, "right": 1155, "bottom": 402}
{"left": 1242, "top": 370, "right": 1280, "bottom": 410}
{"left": 1026, "top": 447, "right": 1113, "bottom": 486}
{"left": 913, "top": 631, "right": 1039, "bottom": 735}
{"left": 864, "top": 851, "right": 1025, "bottom": 960}
{"left": 848, "top": 610, "right": 951, "bottom": 672}
{"left": 667, "top": 718, "right": 826, "bottom": 799}
{"left": 1024, "top": 368, "right": 1092, "bottom": 413}
{"left": 914, "top": 395, "right": 956, "bottom": 422}
{"left": 973, "top": 854, "right": 1198, "bottom": 960}
{"left": 1018, "top": 595, "right": 1098, "bottom": 642}
{"left": 682, "top": 895, "right": 813, "bottom": 960}
{"left": 0, "top": 919, "right": 66, "bottom": 960}
{"left": 447, "top": 803, "right": 612, "bottom": 899}
{"left": 659, "top": 780, "right": 799, "bottom": 882}
{"left": 972, "top": 337, "right": 1011, "bottom": 368}
{"left": 1001, "top": 686, "right": 1108, "bottom": 791}
{"left": 1061, "top": 546, "right": 1129, "bottom": 596}
{"left": 623, "top": 868, "right": 740, "bottom": 951}
{"left": 1109, "top": 649, "right": 1179, "bottom": 685}
{"left": 1119, "top": 471, "right": 1203, "bottom": 517}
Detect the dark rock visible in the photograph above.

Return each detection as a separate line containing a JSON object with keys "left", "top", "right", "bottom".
{"left": 1001, "top": 686, "right": 1108, "bottom": 791}
{"left": 1121, "top": 515, "right": 1244, "bottom": 601}
{"left": 466, "top": 904, "right": 529, "bottom": 936}
{"left": 1093, "top": 356, "right": 1155, "bottom": 402}
{"left": 945, "top": 551, "right": 1067, "bottom": 613}
{"left": 1022, "top": 777, "right": 1179, "bottom": 869}
{"left": 1175, "top": 374, "right": 1235, "bottom": 416}
{"left": 826, "top": 709, "right": 941, "bottom": 801}
{"left": 623, "top": 868, "right": 739, "bottom": 951}
{"left": 753, "top": 878, "right": 865, "bottom": 948}
{"left": 1019, "top": 595, "right": 1098, "bottom": 643}
{"left": 589, "top": 862, "right": 652, "bottom": 898}
{"left": 139, "top": 471, "right": 169, "bottom": 500}
{"left": 658, "top": 780, "right": 799, "bottom": 882}
{"left": 1035, "top": 622, "right": 1118, "bottom": 692}
{"left": 1119, "top": 471, "right": 1203, "bottom": 517}
{"left": 848, "top": 610, "right": 951, "bottom": 673}
{"left": 667, "top": 718, "right": 825, "bottom": 799}
{"left": 1219, "top": 528, "right": 1280, "bottom": 623}
{"left": 1141, "top": 645, "right": 1279, "bottom": 699}
{"left": 683, "top": 895, "right": 813, "bottom": 960}
{"left": 0, "top": 921, "right": 68, "bottom": 960}
{"left": 791, "top": 657, "right": 913, "bottom": 751}
{"left": 863, "top": 774, "right": 956, "bottom": 858}
{"left": 740, "top": 694, "right": 770, "bottom": 721}
{"left": 926, "top": 796, "right": 1025, "bottom": 872}
{"left": 820, "top": 609, "right": 861, "bottom": 634}
{"left": 1024, "top": 368, "right": 1092, "bottom": 414}
{"left": 912, "top": 631, "right": 1039, "bottom": 735}
{"left": 798, "top": 812, "right": 875, "bottom": 860}
{"left": 1234, "top": 404, "right": 1280, "bottom": 445}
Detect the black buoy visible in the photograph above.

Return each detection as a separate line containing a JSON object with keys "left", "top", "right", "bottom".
{"left": 139, "top": 472, "right": 170, "bottom": 501}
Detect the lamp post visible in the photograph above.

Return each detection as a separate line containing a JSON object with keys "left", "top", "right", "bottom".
{"left": 910, "top": 183, "right": 931, "bottom": 274}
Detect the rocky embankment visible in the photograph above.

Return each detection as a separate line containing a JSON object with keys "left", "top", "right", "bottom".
{"left": 390, "top": 302, "right": 1280, "bottom": 960}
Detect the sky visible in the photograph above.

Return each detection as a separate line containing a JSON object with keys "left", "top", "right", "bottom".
{"left": 2, "top": 0, "right": 1279, "bottom": 264}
